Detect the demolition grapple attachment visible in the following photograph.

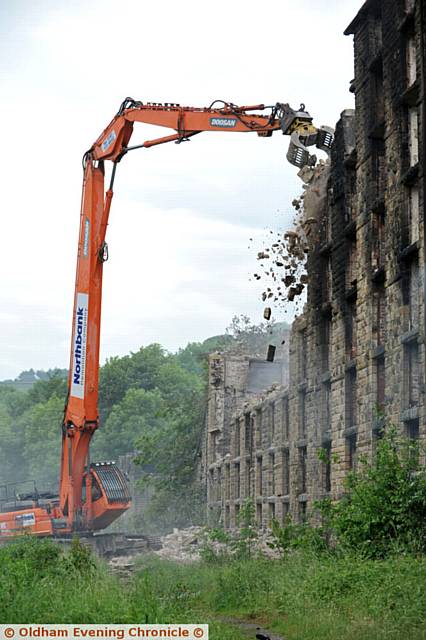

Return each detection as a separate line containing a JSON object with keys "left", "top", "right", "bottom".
{"left": 276, "top": 103, "right": 335, "bottom": 169}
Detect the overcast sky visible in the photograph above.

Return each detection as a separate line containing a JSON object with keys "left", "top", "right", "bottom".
{"left": 0, "top": 0, "right": 361, "bottom": 380}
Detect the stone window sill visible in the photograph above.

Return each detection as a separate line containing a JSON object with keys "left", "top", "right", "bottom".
{"left": 371, "top": 345, "right": 385, "bottom": 359}
{"left": 344, "top": 426, "right": 357, "bottom": 437}
{"left": 400, "top": 328, "right": 419, "bottom": 344}
{"left": 399, "top": 241, "right": 418, "bottom": 262}
{"left": 373, "top": 415, "right": 386, "bottom": 431}
{"left": 401, "top": 406, "right": 419, "bottom": 422}
{"left": 345, "top": 359, "right": 356, "bottom": 372}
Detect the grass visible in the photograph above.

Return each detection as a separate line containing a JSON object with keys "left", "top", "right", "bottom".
{"left": 133, "top": 551, "right": 426, "bottom": 640}
{"left": 2, "top": 537, "right": 426, "bottom": 639}
{"left": 0, "top": 537, "right": 144, "bottom": 624}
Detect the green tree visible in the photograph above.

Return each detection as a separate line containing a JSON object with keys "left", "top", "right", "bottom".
{"left": 98, "top": 344, "right": 171, "bottom": 423}
{"left": 133, "top": 358, "right": 206, "bottom": 530}
{"left": 0, "top": 386, "right": 31, "bottom": 419}
{"left": 0, "top": 404, "right": 27, "bottom": 487}
{"left": 23, "top": 395, "right": 64, "bottom": 487}
{"left": 28, "top": 370, "right": 67, "bottom": 406}
{"left": 156, "top": 359, "right": 202, "bottom": 405}
{"left": 93, "top": 387, "right": 168, "bottom": 460}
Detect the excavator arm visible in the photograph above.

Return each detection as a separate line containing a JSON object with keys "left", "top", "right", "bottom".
{"left": 90, "top": 98, "right": 333, "bottom": 162}
{"left": 59, "top": 98, "right": 334, "bottom": 531}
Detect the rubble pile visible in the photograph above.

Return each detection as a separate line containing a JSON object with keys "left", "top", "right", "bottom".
{"left": 107, "top": 526, "right": 283, "bottom": 568}
{"left": 154, "top": 526, "right": 203, "bottom": 563}
{"left": 153, "top": 526, "right": 281, "bottom": 563}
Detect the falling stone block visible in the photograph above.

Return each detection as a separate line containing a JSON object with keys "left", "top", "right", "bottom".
{"left": 266, "top": 345, "right": 276, "bottom": 362}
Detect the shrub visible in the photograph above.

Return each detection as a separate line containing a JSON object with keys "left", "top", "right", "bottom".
{"left": 60, "top": 537, "right": 97, "bottom": 575}
{"left": 232, "top": 498, "right": 258, "bottom": 558}
{"left": 201, "top": 499, "right": 259, "bottom": 562}
{"left": 269, "top": 516, "right": 328, "bottom": 556}
{"left": 318, "top": 427, "right": 426, "bottom": 557}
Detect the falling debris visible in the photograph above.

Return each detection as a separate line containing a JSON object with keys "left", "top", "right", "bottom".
{"left": 257, "top": 251, "right": 270, "bottom": 260}
{"left": 266, "top": 345, "right": 276, "bottom": 362}
{"left": 250, "top": 161, "right": 330, "bottom": 317}
{"left": 263, "top": 307, "right": 271, "bottom": 320}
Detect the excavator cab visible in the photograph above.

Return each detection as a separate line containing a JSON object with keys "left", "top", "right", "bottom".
{"left": 82, "top": 462, "right": 131, "bottom": 531}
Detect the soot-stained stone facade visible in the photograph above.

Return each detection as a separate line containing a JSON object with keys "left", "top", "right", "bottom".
{"left": 205, "top": 0, "right": 426, "bottom": 529}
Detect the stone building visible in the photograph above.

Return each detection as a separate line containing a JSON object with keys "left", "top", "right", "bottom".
{"left": 205, "top": 0, "right": 426, "bottom": 529}
{"left": 206, "top": 354, "right": 289, "bottom": 527}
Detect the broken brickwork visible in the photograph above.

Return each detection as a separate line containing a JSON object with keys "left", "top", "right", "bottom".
{"left": 205, "top": 0, "right": 426, "bottom": 528}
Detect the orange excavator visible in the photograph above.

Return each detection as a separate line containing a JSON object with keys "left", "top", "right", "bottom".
{"left": 0, "top": 99, "right": 333, "bottom": 538}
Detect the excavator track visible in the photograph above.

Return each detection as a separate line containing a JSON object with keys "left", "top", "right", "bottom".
{"left": 55, "top": 532, "right": 162, "bottom": 558}
{"left": 0, "top": 532, "right": 162, "bottom": 559}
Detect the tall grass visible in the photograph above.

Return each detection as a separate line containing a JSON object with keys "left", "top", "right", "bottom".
{"left": 135, "top": 551, "right": 426, "bottom": 640}
{"left": 0, "top": 537, "right": 245, "bottom": 638}
{"left": 0, "top": 537, "right": 144, "bottom": 623}
{"left": 2, "top": 536, "right": 426, "bottom": 640}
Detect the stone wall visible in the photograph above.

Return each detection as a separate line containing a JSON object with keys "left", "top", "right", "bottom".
{"left": 205, "top": 0, "right": 426, "bottom": 529}
{"left": 205, "top": 355, "right": 289, "bottom": 527}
